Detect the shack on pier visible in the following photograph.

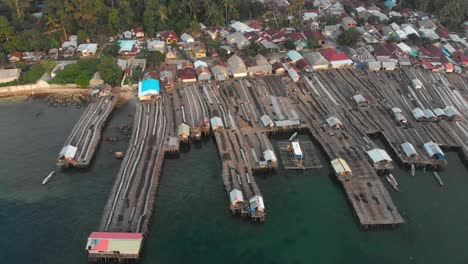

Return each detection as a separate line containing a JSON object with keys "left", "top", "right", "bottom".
{"left": 443, "top": 106, "right": 463, "bottom": 121}
{"left": 423, "top": 141, "right": 446, "bottom": 160}
{"left": 249, "top": 195, "right": 265, "bottom": 212}
{"left": 367, "top": 148, "right": 392, "bottom": 168}
{"left": 210, "top": 116, "right": 224, "bottom": 132}
{"left": 178, "top": 123, "right": 190, "bottom": 142}
{"left": 230, "top": 189, "right": 244, "bottom": 207}
{"left": 262, "top": 149, "right": 277, "bottom": 165}
{"left": 412, "top": 107, "right": 427, "bottom": 122}
{"left": 86, "top": 232, "right": 143, "bottom": 261}
{"left": 331, "top": 158, "right": 352, "bottom": 180}
{"left": 412, "top": 79, "right": 423, "bottom": 89}
{"left": 401, "top": 142, "right": 418, "bottom": 158}
{"left": 326, "top": 116, "right": 343, "bottom": 129}
{"left": 260, "top": 115, "right": 275, "bottom": 128}
{"left": 59, "top": 145, "right": 78, "bottom": 162}
{"left": 352, "top": 94, "right": 369, "bottom": 107}
{"left": 391, "top": 107, "right": 407, "bottom": 124}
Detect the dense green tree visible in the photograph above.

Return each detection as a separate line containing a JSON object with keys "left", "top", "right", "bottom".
{"left": 103, "top": 43, "right": 120, "bottom": 56}
{"left": 118, "top": 0, "right": 135, "bottom": 30}
{"left": 146, "top": 51, "right": 165, "bottom": 68}
{"left": 77, "top": 29, "right": 88, "bottom": 43}
{"left": 308, "top": 36, "right": 322, "bottom": 49}
{"left": 98, "top": 57, "right": 123, "bottom": 86}
{"left": 4, "top": 0, "right": 30, "bottom": 20}
{"left": 0, "top": 16, "right": 14, "bottom": 43}
{"left": 283, "top": 39, "right": 296, "bottom": 50}
{"left": 337, "top": 28, "right": 361, "bottom": 46}
{"left": 107, "top": 8, "right": 119, "bottom": 33}
{"left": 68, "top": 0, "right": 106, "bottom": 33}
{"left": 326, "top": 16, "right": 340, "bottom": 25}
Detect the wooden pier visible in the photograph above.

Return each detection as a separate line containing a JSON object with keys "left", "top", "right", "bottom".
{"left": 58, "top": 95, "right": 118, "bottom": 168}
{"left": 89, "top": 68, "right": 468, "bottom": 260}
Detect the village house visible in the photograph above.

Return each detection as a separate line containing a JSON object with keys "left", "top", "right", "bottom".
{"left": 245, "top": 54, "right": 273, "bottom": 76}
{"left": 272, "top": 61, "right": 287, "bottom": 75}
{"left": 180, "top": 33, "right": 195, "bottom": 43}
{"left": 341, "top": 16, "right": 357, "bottom": 29}
{"left": 133, "top": 27, "right": 145, "bottom": 39}
{"left": 193, "top": 42, "right": 207, "bottom": 58}
{"left": 304, "top": 52, "right": 329, "bottom": 70}
{"left": 8, "top": 51, "right": 22, "bottom": 63}
{"left": 158, "top": 30, "right": 179, "bottom": 44}
{"left": 76, "top": 43, "right": 98, "bottom": 57}
{"left": 296, "top": 59, "right": 313, "bottom": 72}
{"left": 211, "top": 62, "right": 229, "bottom": 81}
{"left": 226, "top": 32, "right": 251, "bottom": 49}
{"left": 138, "top": 78, "right": 160, "bottom": 101}
{"left": 177, "top": 61, "right": 197, "bottom": 83}
{"left": 118, "top": 40, "right": 139, "bottom": 56}
{"left": 147, "top": 39, "right": 166, "bottom": 53}
{"left": 321, "top": 48, "right": 353, "bottom": 68}
{"left": 159, "top": 68, "right": 175, "bottom": 93}
{"left": 194, "top": 60, "right": 212, "bottom": 81}
{"left": 227, "top": 55, "right": 248, "bottom": 78}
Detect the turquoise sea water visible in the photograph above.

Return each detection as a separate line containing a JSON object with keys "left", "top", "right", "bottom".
{"left": 1, "top": 99, "right": 468, "bottom": 263}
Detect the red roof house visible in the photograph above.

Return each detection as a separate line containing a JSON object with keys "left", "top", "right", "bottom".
{"left": 321, "top": 48, "right": 353, "bottom": 68}
{"left": 159, "top": 30, "right": 178, "bottom": 44}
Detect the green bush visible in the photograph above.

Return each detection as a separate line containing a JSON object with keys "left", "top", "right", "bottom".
{"left": 19, "top": 64, "right": 45, "bottom": 84}
{"left": 50, "top": 58, "right": 101, "bottom": 87}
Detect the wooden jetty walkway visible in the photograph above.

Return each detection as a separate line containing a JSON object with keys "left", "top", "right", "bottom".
{"left": 88, "top": 68, "right": 468, "bottom": 261}
{"left": 57, "top": 95, "right": 118, "bottom": 168}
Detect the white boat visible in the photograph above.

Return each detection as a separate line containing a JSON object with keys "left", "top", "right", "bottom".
{"left": 433, "top": 172, "right": 444, "bottom": 186}
{"left": 411, "top": 164, "right": 415, "bottom": 176}
{"left": 42, "top": 171, "right": 56, "bottom": 185}
{"left": 386, "top": 176, "right": 400, "bottom": 191}
{"left": 389, "top": 174, "right": 399, "bottom": 188}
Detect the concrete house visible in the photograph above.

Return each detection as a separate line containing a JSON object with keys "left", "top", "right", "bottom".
{"left": 246, "top": 54, "right": 272, "bottom": 76}
{"left": 194, "top": 60, "right": 212, "bottom": 81}
{"left": 211, "top": 62, "right": 229, "bottom": 81}
{"left": 304, "top": 52, "right": 329, "bottom": 70}
{"left": 138, "top": 78, "right": 160, "bottom": 101}
{"left": 227, "top": 55, "right": 248, "bottom": 78}
{"left": 226, "top": 32, "right": 250, "bottom": 49}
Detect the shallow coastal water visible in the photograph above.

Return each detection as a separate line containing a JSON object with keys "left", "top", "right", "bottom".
{"left": 1, "top": 99, "right": 468, "bottom": 263}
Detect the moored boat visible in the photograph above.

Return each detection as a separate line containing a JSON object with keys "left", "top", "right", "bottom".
{"left": 42, "top": 171, "right": 56, "bottom": 185}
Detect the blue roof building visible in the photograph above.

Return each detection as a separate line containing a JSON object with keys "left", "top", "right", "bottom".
{"left": 138, "top": 78, "right": 160, "bottom": 100}
{"left": 287, "top": 50, "right": 304, "bottom": 63}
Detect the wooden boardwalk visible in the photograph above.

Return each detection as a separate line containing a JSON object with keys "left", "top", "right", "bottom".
{"left": 57, "top": 95, "right": 118, "bottom": 168}
{"left": 99, "top": 100, "right": 167, "bottom": 234}
{"left": 89, "top": 69, "right": 468, "bottom": 261}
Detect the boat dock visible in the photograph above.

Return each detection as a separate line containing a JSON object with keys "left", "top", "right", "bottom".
{"left": 57, "top": 95, "right": 118, "bottom": 168}
{"left": 88, "top": 68, "right": 468, "bottom": 260}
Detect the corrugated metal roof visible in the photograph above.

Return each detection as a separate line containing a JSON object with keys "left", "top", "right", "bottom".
{"left": 60, "top": 145, "right": 77, "bottom": 159}
{"left": 401, "top": 142, "right": 417, "bottom": 157}
{"left": 424, "top": 141, "right": 445, "bottom": 158}
{"left": 263, "top": 149, "right": 277, "bottom": 162}
{"left": 331, "top": 158, "right": 352, "bottom": 175}
{"left": 230, "top": 189, "right": 243, "bottom": 204}
{"left": 367, "top": 148, "right": 392, "bottom": 163}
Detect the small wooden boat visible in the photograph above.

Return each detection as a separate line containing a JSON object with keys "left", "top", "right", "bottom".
{"left": 42, "top": 171, "right": 56, "bottom": 185}
{"left": 411, "top": 164, "right": 415, "bottom": 176}
{"left": 386, "top": 176, "right": 400, "bottom": 192}
{"left": 433, "top": 172, "right": 444, "bottom": 186}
